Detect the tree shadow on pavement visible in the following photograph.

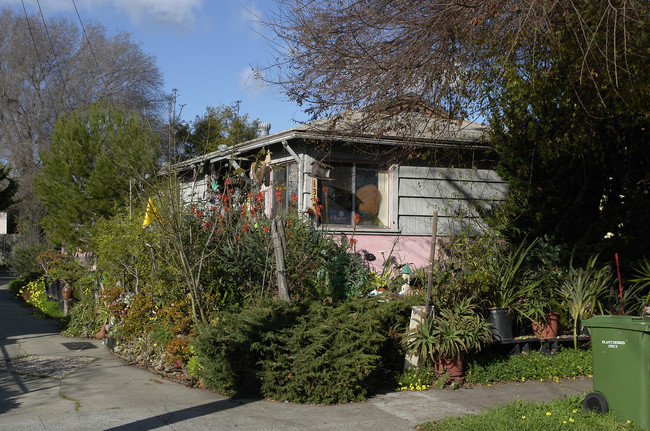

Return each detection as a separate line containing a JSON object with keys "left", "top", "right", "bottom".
{"left": 0, "top": 279, "right": 62, "bottom": 415}
{"left": 104, "top": 399, "right": 246, "bottom": 431}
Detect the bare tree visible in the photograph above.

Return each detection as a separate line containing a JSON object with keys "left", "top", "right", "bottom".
{"left": 260, "top": 0, "right": 648, "bottom": 130}
{"left": 0, "top": 8, "right": 163, "bottom": 200}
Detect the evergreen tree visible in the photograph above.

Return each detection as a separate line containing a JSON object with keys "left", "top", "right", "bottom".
{"left": 33, "top": 102, "right": 160, "bottom": 248}
{"left": 179, "top": 105, "right": 258, "bottom": 158}
{"left": 488, "top": 4, "right": 650, "bottom": 266}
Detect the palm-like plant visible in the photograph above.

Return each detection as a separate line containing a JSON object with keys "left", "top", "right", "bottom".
{"left": 404, "top": 298, "right": 492, "bottom": 367}
{"left": 631, "top": 258, "right": 650, "bottom": 316}
{"left": 557, "top": 255, "right": 611, "bottom": 348}
{"left": 404, "top": 316, "right": 438, "bottom": 366}
{"left": 491, "top": 238, "right": 541, "bottom": 309}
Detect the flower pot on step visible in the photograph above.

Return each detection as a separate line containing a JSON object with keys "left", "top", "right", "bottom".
{"left": 93, "top": 326, "right": 107, "bottom": 339}
{"left": 532, "top": 312, "right": 560, "bottom": 338}
{"left": 435, "top": 356, "right": 464, "bottom": 384}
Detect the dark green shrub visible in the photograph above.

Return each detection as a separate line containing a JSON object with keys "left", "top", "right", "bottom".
{"left": 254, "top": 300, "right": 385, "bottom": 404}
{"left": 192, "top": 297, "right": 419, "bottom": 403}
{"left": 193, "top": 303, "right": 283, "bottom": 397}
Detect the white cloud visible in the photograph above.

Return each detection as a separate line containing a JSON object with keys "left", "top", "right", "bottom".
{"left": 0, "top": 0, "right": 204, "bottom": 30}
{"left": 240, "top": 3, "right": 265, "bottom": 38}
{"left": 110, "top": 0, "right": 203, "bottom": 30}
{"left": 0, "top": 0, "right": 72, "bottom": 13}
{"left": 239, "top": 66, "right": 269, "bottom": 96}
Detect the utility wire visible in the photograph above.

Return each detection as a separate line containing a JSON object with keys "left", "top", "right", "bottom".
{"left": 20, "top": 0, "right": 59, "bottom": 117}
{"left": 35, "top": 0, "right": 72, "bottom": 111}
{"left": 71, "top": 0, "right": 111, "bottom": 100}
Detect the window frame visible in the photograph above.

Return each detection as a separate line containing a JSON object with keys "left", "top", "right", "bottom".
{"left": 315, "top": 161, "right": 392, "bottom": 230}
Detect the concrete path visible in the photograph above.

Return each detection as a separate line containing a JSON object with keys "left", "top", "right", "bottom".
{"left": 0, "top": 274, "right": 593, "bottom": 430}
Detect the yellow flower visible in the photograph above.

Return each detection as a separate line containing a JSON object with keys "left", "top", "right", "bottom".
{"left": 569, "top": 418, "right": 574, "bottom": 423}
{"left": 546, "top": 412, "right": 551, "bottom": 416}
{"left": 572, "top": 409, "right": 578, "bottom": 413}
{"left": 563, "top": 421, "right": 567, "bottom": 424}
{"left": 521, "top": 416, "right": 526, "bottom": 419}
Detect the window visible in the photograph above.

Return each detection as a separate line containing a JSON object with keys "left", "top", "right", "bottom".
{"left": 271, "top": 162, "right": 299, "bottom": 217}
{"left": 317, "top": 162, "right": 389, "bottom": 227}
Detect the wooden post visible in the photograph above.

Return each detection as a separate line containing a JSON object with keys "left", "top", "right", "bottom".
{"left": 272, "top": 218, "right": 291, "bottom": 302}
{"left": 425, "top": 210, "right": 438, "bottom": 316}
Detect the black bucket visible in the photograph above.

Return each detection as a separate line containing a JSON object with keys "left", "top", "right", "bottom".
{"left": 486, "top": 307, "right": 513, "bottom": 342}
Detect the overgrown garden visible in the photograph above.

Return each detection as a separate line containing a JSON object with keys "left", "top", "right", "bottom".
{"left": 5, "top": 101, "right": 649, "bottom": 404}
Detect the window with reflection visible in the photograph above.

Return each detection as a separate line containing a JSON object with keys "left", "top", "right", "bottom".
{"left": 317, "top": 162, "right": 389, "bottom": 227}
{"left": 271, "top": 163, "right": 299, "bottom": 217}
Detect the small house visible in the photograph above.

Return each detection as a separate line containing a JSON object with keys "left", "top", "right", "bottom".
{"left": 173, "top": 109, "right": 508, "bottom": 271}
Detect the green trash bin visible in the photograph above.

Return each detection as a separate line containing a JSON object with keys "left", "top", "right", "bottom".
{"left": 582, "top": 315, "right": 650, "bottom": 429}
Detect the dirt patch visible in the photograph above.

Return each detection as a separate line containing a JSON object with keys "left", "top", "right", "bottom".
{"left": 0, "top": 355, "right": 98, "bottom": 379}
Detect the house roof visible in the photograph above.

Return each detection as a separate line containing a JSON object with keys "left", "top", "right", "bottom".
{"left": 172, "top": 110, "right": 489, "bottom": 171}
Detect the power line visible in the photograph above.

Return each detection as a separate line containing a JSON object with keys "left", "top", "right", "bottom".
{"left": 71, "top": 0, "right": 111, "bottom": 100}
{"left": 35, "top": 0, "right": 72, "bottom": 111}
{"left": 19, "top": 0, "right": 59, "bottom": 118}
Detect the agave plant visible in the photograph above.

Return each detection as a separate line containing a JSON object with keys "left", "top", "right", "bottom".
{"left": 557, "top": 255, "right": 611, "bottom": 348}
{"left": 404, "top": 298, "right": 492, "bottom": 367}
{"left": 630, "top": 258, "right": 650, "bottom": 316}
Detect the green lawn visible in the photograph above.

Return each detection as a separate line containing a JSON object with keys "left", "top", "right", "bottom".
{"left": 418, "top": 396, "right": 642, "bottom": 431}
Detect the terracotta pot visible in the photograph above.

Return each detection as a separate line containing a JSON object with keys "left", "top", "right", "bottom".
{"left": 93, "top": 326, "right": 107, "bottom": 339}
{"left": 435, "top": 356, "right": 464, "bottom": 379}
{"left": 533, "top": 312, "right": 560, "bottom": 338}
{"left": 61, "top": 284, "right": 74, "bottom": 301}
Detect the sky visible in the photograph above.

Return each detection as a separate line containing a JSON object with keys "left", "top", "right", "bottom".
{"left": 3, "top": 0, "right": 306, "bottom": 134}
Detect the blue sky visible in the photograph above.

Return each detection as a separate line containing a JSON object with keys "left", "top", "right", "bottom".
{"left": 3, "top": 0, "right": 306, "bottom": 134}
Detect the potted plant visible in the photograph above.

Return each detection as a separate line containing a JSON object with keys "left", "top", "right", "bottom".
{"left": 521, "top": 294, "right": 560, "bottom": 339}
{"left": 404, "top": 298, "right": 492, "bottom": 380}
{"left": 520, "top": 277, "right": 563, "bottom": 339}
{"left": 519, "top": 236, "right": 566, "bottom": 338}
{"left": 557, "top": 255, "right": 611, "bottom": 348}
{"left": 486, "top": 238, "right": 540, "bottom": 342}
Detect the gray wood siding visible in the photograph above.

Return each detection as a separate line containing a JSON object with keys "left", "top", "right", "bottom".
{"left": 398, "top": 178, "right": 508, "bottom": 201}
{"left": 399, "top": 215, "right": 487, "bottom": 236}
{"left": 398, "top": 166, "right": 508, "bottom": 235}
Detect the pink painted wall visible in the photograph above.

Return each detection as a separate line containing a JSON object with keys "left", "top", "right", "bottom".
{"left": 347, "top": 234, "right": 441, "bottom": 272}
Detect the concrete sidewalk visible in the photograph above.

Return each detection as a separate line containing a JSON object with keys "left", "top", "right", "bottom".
{"left": 0, "top": 278, "right": 593, "bottom": 430}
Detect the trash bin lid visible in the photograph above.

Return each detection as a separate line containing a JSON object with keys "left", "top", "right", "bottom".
{"left": 582, "top": 315, "right": 650, "bottom": 332}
